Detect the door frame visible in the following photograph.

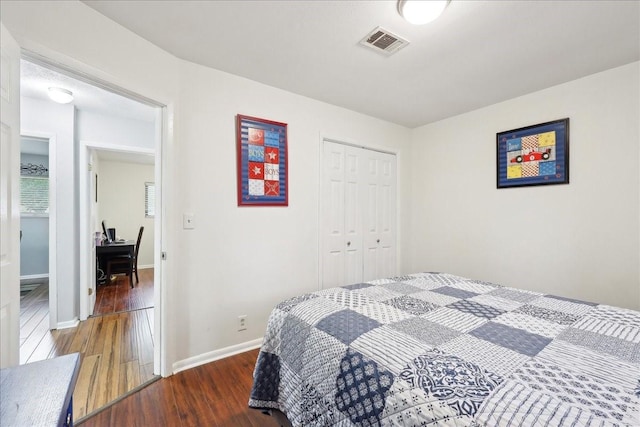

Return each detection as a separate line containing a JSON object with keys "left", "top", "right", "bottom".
{"left": 19, "top": 131, "right": 57, "bottom": 329}
{"left": 319, "top": 135, "right": 399, "bottom": 290}
{"left": 21, "top": 50, "right": 169, "bottom": 377}
{"left": 78, "top": 141, "right": 156, "bottom": 320}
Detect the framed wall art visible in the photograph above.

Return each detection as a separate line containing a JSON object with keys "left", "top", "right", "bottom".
{"left": 497, "top": 118, "right": 569, "bottom": 188}
{"left": 236, "top": 114, "right": 288, "bottom": 206}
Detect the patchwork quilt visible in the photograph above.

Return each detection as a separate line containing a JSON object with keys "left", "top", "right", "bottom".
{"left": 249, "top": 273, "right": 640, "bottom": 426}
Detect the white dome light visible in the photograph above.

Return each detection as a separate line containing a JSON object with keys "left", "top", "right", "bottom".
{"left": 398, "top": 0, "right": 450, "bottom": 25}
{"left": 48, "top": 87, "right": 74, "bottom": 104}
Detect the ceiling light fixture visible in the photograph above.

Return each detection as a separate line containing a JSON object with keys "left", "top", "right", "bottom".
{"left": 398, "top": 0, "right": 450, "bottom": 25}
{"left": 48, "top": 87, "right": 74, "bottom": 104}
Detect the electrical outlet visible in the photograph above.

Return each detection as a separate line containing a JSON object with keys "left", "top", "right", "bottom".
{"left": 238, "top": 315, "right": 247, "bottom": 331}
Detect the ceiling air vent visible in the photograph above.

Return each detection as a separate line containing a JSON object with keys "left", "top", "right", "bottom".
{"left": 359, "top": 27, "right": 409, "bottom": 56}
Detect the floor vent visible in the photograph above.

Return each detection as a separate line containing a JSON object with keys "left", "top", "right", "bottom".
{"left": 359, "top": 27, "right": 409, "bottom": 56}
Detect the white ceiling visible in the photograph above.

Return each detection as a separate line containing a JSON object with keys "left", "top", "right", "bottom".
{"left": 82, "top": 0, "right": 640, "bottom": 128}
{"left": 21, "top": 59, "right": 157, "bottom": 123}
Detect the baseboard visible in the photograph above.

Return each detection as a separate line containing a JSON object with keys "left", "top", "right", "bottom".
{"left": 138, "top": 264, "right": 154, "bottom": 270}
{"left": 20, "top": 274, "right": 49, "bottom": 284}
{"left": 172, "top": 337, "right": 263, "bottom": 374}
{"left": 56, "top": 318, "right": 80, "bottom": 329}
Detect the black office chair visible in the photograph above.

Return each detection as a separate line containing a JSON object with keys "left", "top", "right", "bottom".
{"left": 106, "top": 226, "right": 144, "bottom": 288}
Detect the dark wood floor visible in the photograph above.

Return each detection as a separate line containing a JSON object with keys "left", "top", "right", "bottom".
{"left": 93, "top": 268, "right": 154, "bottom": 316}
{"left": 19, "top": 270, "right": 156, "bottom": 418}
{"left": 79, "top": 348, "right": 281, "bottom": 427}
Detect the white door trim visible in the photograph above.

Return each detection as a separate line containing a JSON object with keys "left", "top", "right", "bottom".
{"left": 20, "top": 49, "right": 170, "bottom": 376}
{"left": 78, "top": 141, "right": 155, "bottom": 321}
{"left": 20, "top": 130, "right": 57, "bottom": 329}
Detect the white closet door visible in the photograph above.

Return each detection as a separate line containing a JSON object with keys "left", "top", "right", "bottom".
{"left": 321, "top": 140, "right": 396, "bottom": 289}
{"left": 363, "top": 150, "right": 397, "bottom": 281}
{"left": 343, "top": 145, "right": 363, "bottom": 285}
{"left": 322, "top": 142, "right": 363, "bottom": 288}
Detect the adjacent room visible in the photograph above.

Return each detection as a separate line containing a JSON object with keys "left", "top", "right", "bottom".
{"left": 1, "top": 1, "right": 638, "bottom": 426}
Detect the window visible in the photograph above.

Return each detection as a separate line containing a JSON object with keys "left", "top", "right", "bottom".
{"left": 145, "top": 182, "right": 155, "bottom": 218}
{"left": 20, "top": 176, "right": 49, "bottom": 215}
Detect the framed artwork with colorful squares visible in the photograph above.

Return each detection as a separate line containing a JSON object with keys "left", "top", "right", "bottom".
{"left": 497, "top": 118, "right": 569, "bottom": 189}
{"left": 236, "top": 114, "right": 288, "bottom": 206}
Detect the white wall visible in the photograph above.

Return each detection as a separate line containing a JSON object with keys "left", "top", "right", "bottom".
{"left": 20, "top": 96, "right": 77, "bottom": 323}
{"left": 174, "top": 60, "right": 411, "bottom": 363}
{"left": 77, "top": 110, "right": 155, "bottom": 149}
{"left": 409, "top": 62, "right": 640, "bottom": 310}
{"left": 97, "top": 159, "right": 155, "bottom": 267}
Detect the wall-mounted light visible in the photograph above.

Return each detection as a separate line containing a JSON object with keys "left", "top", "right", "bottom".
{"left": 398, "top": 0, "right": 451, "bottom": 25}
{"left": 48, "top": 87, "right": 74, "bottom": 104}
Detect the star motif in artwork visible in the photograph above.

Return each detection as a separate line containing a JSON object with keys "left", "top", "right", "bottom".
{"left": 267, "top": 152, "right": 277, "bottom": 160}
{"left": 252, "top": 165, "right": 262, "bottom": 175}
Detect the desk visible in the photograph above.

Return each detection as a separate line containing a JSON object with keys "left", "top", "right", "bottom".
{"left": 96, "top": 240, "right": 134, "bottom": 285}
{"left": 0, "top": 353, "right": 81, "bottom": 426}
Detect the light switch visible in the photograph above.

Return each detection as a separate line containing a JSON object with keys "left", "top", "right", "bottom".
{"left": 183, "top": 213, "right": 195, "bottom": 229}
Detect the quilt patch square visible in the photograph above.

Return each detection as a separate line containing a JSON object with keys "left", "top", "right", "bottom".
{"left": 531, "top": 296, "right": 595, "bottom": 316}
{"left": 449, "top": 280, "right": 497, "bottom": 295}
{"left": 390, "top": 317, "right": 460, "bottom": 347}
{"left": 323, "top": 290, "right": 374, "bottom": 309}
{"left": 469, "top": 294, "right": 523, "bottom": 311}
{"left": 411, "top": 290, "right": 458, "bottom": 307}
{"left": 493, "top": 312, "right": 567, "bottom": 338}
{"left": 289, "top": 296, "right": 343, "bottom": 325}
{"left": 558, "top": 327, "right": 640, "bottom": 364}
{"left": 250, "top": 351, "right": 281, "bottom": 402}
{"left": 488, "top": 287, "right": 540, "bottom": 303}
{"left": 431, "top": 285, "right": 478, "bottom": 300}
{"left": 421, "top": 307, "right": 488, "bottom": 333}
{"left": 447, "top": 299, "right": 506, "bottom": 319}
{"left": 438, "top": 334, "right": 530, "bottom": 377}
{"left": 351, "top": 325, "right": 428, "bottom": 374}
{"left": 280, "top": 315, "right": 312, "bottom": 374}
{"left": 515, "top": 304, "right": 579, "bottom": 325}
{"left": 353, "top": 301, "right": 414, "bottom": 325}
{"left": 384, "top": 295, "right": 439, "bottom": 316}
{"left": 470, "top": 322, "right": 551, "bottom": 357}
{"left": 380, "top": 282, "right": 424, "bottom": 295}
{"left": 353, "top": 285, "right": 402, "bottom": 302}
{"left": 510, "top": 358, "right": 636, "bottom": 424}
{"left": 341, "top": 282, "right": 374, "bottom": 291}
{"left": 316, "top": 309, "right": 381, "bottom": 345}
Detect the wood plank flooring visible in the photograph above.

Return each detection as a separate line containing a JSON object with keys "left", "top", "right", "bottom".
{"left": 93, "top": 268, "right": 154, "bottom": 316}
{"left": 79, "top": 349, "right": 281, "bottom": 427}
{"left": 19, "top": 270, "right": 156, "bottom": 419}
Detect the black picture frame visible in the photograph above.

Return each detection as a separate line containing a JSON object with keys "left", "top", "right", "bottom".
{"left": 497, "top": 118, "right": 569, "bottom": 188}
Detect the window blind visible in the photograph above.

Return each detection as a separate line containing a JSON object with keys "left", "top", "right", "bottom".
{"left": 20, "top": 176, "right": 49, "bottom": 215}
{"left": 145, "top": 182, "right": 155, "bottom": 218}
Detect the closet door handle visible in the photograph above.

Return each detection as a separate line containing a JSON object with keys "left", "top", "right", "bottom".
{"left": 347, "top": 241, "right": 351, "bottom": 246}
{"left": 376, "top": 239, "right": 380, "bottom": 244}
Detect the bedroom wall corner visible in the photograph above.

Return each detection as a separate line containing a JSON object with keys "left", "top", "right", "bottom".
{"left": 408, "top": 61, "right": 640, "bottom": 310}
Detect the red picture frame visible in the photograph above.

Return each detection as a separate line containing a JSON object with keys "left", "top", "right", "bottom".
{"left": 236, "top": 114, "right": 288, "bottom": 206}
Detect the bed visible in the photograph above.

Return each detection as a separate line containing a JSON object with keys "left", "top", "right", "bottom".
{"left": 249, "top": 272, "right": 640, "bottom": 426}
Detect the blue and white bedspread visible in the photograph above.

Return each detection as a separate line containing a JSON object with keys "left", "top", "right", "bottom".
{"left": 249, "top": 273, "right": 640, "bottom": 426}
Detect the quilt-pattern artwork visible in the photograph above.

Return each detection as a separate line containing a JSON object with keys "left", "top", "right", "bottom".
{"left": 249, "top": 273, "right": 640, "bottom": 426}
{"left": 497, "top": 118, "right": 569, "bottom": 188}
{"left": 236, "top": 114, "right": 288, "bottom": 206}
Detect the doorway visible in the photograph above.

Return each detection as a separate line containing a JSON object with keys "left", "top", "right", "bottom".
{"left": 17, "top": 56, "right": 165, "bottom": 419}
{"left": 18, "top": 135, "right": 56, "bottom": 364}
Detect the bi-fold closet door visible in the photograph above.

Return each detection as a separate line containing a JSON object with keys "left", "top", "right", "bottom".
{"left": 321, "top": 140, "right": 397, "bottom": 289}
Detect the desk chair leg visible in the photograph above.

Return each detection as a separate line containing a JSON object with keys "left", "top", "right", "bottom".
{"left": 134, "top": 266, "right": 139, "bottom": 284}
{"left": 129, "top": 270, "right": 134, "bottom": 288}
